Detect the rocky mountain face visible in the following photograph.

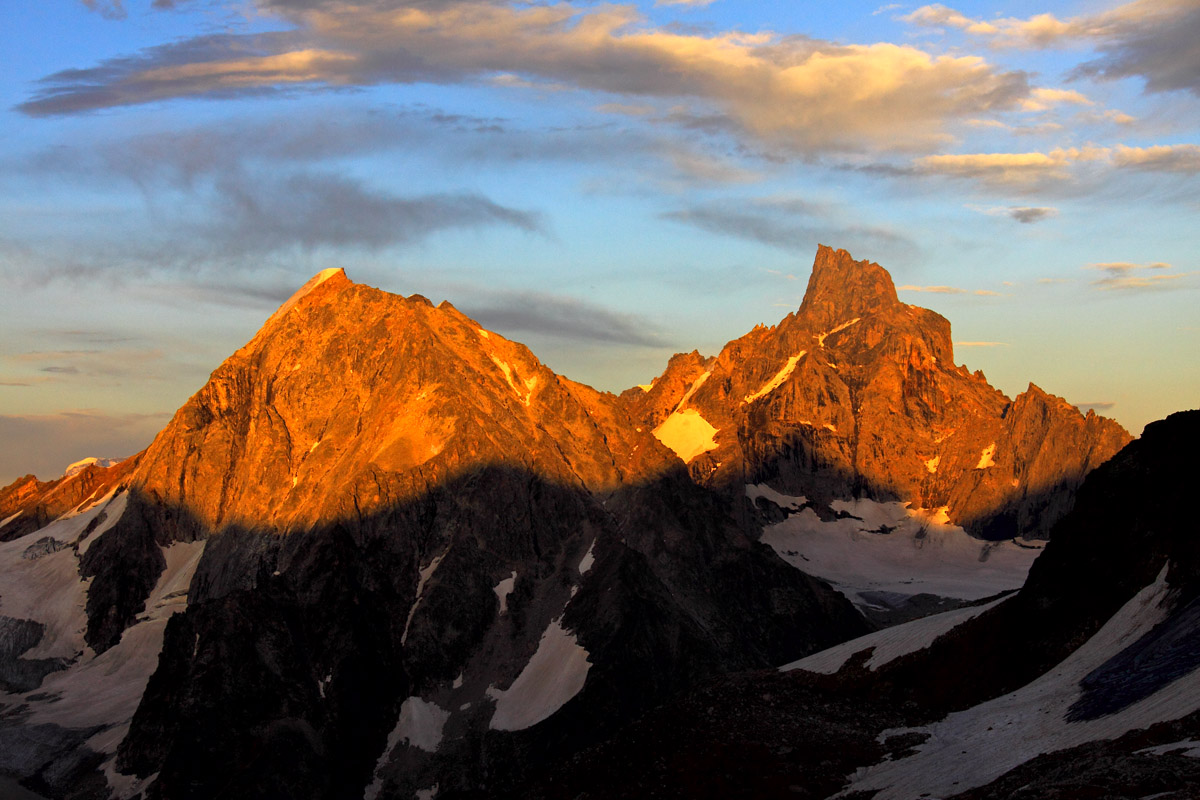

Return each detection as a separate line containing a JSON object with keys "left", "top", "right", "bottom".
{"left": 0, "top": 247, "right": 1138, "bottom": 800}
{"left": 0, "top": 266, "right": 865, "bottom": 799}
{"left": 621, "top": 245, "right": 1130, "bottom": 540}
{"left": 527, "top": 409, "right": 1200, "bottom": 799}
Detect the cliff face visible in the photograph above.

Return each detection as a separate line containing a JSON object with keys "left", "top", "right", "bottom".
{"left": 624, "top": 245, "right": 1131, "bottom": 539}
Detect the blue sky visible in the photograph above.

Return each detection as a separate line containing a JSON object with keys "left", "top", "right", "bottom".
{"left": 1, "top": 0, "right": 1197, "bottom": 482}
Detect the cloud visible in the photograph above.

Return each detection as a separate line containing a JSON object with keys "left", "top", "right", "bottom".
{"left": 898, "top": 285, "right": 1002, "bottom": 296}
{"left": 912, "top": 147, "right": 1108, "bottom": 186}
{"left": 661, "top": 196, "right": 913, "bottom": 256}
{"left": 200, "top": 171, "right": 543, "bottom": 255}
{"left": 1074, "top": 401, "right": 1116, "bottom": 413}
{"left": 19, "top": 0, "right": 1034, "bottom": 156}
{"left": 899, "top": 284, "right": 964, "bottom": 294}
{"left": 1084, "top": 260, "right": 1193, "bottom": 290}
{"left": 1008, "top": 206, "right": 1058, "bottom": 223}
{"left": 902, "top": 143, "right": 1200, "bottom": 189}
{"left": 1112, "top": 144, "right": 1200, "bottom": 173}
{"left": 80, "top": 0, "right": 127, "bottom": 19}
{"left": 968, "top": 204, "right": 1059, "bottom": 223}
{"left": 463, "top": 291, "right": 670, "bottom": 347}
{"left": 905, "top": 0, "right": 1200, "bottom": 95}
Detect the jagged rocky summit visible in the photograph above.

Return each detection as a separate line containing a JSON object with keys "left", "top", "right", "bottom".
{"left": 621, "top": 244, "right": 1130, "bottom": 540}
{"left": 0, "top": 246, "right": 1133, "bottom": 800}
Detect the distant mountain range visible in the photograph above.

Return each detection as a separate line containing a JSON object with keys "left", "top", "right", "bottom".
{"left": 1, "top": 245, "right": 1183, "bottom": 800}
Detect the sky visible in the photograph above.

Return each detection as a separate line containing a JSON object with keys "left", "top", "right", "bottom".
{"left": 1, "top": 0, "right": 1197, "bottom": 483}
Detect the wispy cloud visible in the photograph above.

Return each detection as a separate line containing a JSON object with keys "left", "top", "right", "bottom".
{"left": 1074, "top": 401, "right": 1116, "bottom": 413}
{"left": 464, "top": 291, "right": 671, "bottom": 347}
{"left": 1084, "top": 260, "right": 1193, "bottom": 290}
{"left": 898, "top": 284, "right": 1002, "bottom": 296}
{"left": 20, "top": 0, "right": 1035, "bottom": 156}
{"left": 905, "top": 0, "right": 1200, "bottom": 95}
{"left": 968, "top": 204, "right": 1059, "bottom": 223}
{"left": 661, "top": 196, "right": 914, "bottom": 256}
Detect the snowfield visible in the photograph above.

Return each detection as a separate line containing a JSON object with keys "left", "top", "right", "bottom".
{"left": 754, "top": 490, "right": 1038, "bottom": 609}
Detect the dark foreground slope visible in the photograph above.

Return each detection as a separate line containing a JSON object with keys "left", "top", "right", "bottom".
{"left": 533, "top": 410, "right": 1200, "bottom": 799}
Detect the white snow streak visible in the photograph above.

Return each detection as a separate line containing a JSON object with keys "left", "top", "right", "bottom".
{"left": 816, "top": 317, "right": 860, "bottom": 347}
{"left": 0, "top": 511, "right": 21, "bottom": 529}
{"left": 847, "top": 565, "right": 1200, "bottom": 800}
{"left": 488, "top": 618, "right": 591, "bottom": 731}
{"left": 402, "top": 549, "right": 448, "bottom": 645}
{"left": 744, "top": 352, "right": 806, "bottom": 404}
{"left": 578, "top": 540, "right": 596, "bottom": 575}
{"left": 783, "top": 596, "right": 1010, "bottom": 675}
{"left": 489, "top": 355, "right": 536, "bottom": 406}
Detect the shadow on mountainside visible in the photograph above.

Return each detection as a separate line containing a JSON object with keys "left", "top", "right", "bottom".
{"left": 520, "top": 410, "right": 1200, "bottom": 800}
{"left": 15, "top": 458, "right": 865, "bottom": 800}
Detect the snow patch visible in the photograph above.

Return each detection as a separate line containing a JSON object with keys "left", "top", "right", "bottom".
{"left": 976, "top": 443, "right": 996, "bottom": 469}
{"left": 493, "top": 571, "right": 517, "bottom": 615}
{"left": 366, "top": 698, "right": 451, "bottom": 799}
{"left": 743, "top": 352, "right": 806, "bottom": 404}
{"left": 761, "top": 498, "right": 1038, "bottom": 607}
{"left": 1138, "top": 740, "right": 1200, "bottom": 758}
{"left": 653, "top": 409, "right": 719, "bottom": 463}
{"left": 846, "top": 565, "right": 1200, "bottom": 800}
{"left": 477, "top": 328, "right": 489, "bottom": 339}
{"left": 416, "top": 786, "right": 439, "bottom": 800}
{"left": 265, "top": 268, "right": 343, "bottom": 327}
{"left": 489, "top": 355, "right": 536, "bottom": 406}
{"left": 0, "top": 511, "right": 21, "bottom": 529}
{"left": 63, "top": 457, "right": 121, "bottom": 478}
{"left": 924, "top": 456, "right": 940, "bottom": 474}
{"left": 783, "top": 596, "right": 1010, "bottom": 675}
{"left": 488, "top": 618, "right": 592, "bottom": 731}
{"left": 636, "top": 382, "right": 654, "bottom": 392}
{"left": 578, "top": 540, "right": 596, "bottom": 575}
{"left": 392, "top": 697, "right": 450, "bottom": 753}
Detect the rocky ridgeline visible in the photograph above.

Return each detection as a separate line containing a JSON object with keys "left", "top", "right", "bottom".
{"left": 621, "top": 244, "right": 1130, "bottom": 539}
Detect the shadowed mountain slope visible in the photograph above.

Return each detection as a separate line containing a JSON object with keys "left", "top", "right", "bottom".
{"left": 534, "top": 409, "right": 1200, "bottom": 800}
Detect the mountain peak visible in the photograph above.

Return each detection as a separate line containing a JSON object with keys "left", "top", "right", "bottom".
{"left": 797, "top": 244, "right": 899, "bottom": 329}
{"left": 264, "top": 267, "right": 351, "bottom": 329}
